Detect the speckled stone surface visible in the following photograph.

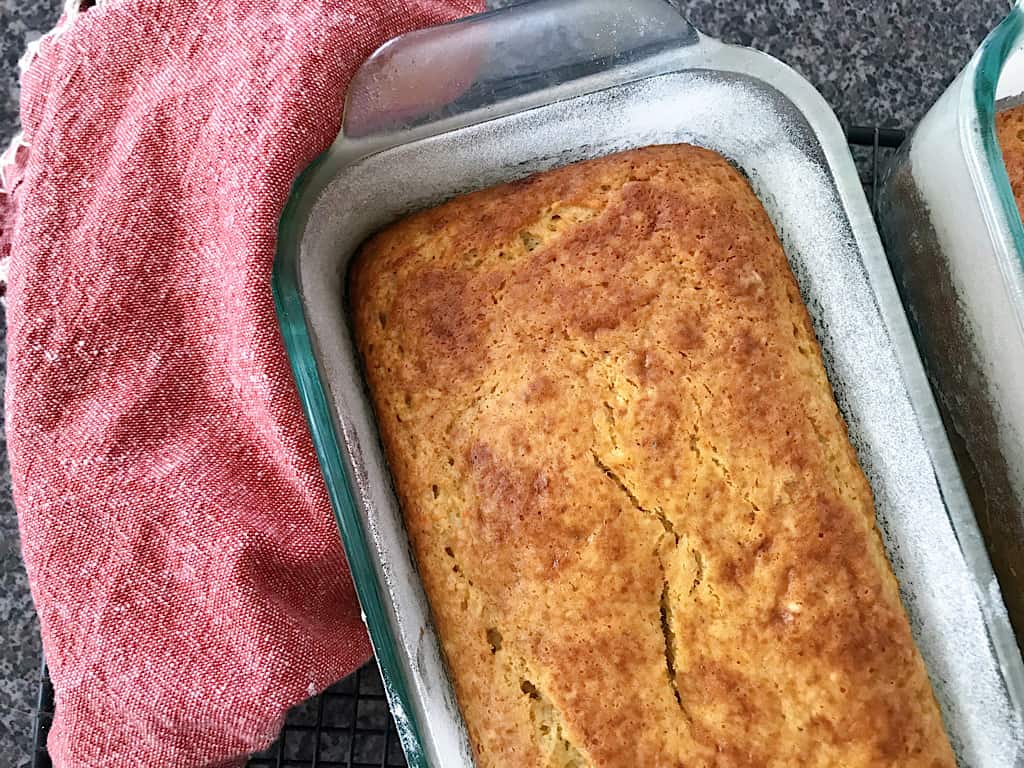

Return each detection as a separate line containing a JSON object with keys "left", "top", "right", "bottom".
{"left": 0, "top": 299, "right": 39, "bottom": 768}
{"left": 0, "top": 2, "right": 58, "bottom": 751}
{"left": 0, "top": 0, "right": 58, "bottom": 146}
{"left": 685, "top": 0, "right": 1007, "bottom": 127}
{"left": 0, "top": 0, "right": 1009, "bottom": 766}
{"left": 0, "top": 12, "right": 61, "bottom": 768}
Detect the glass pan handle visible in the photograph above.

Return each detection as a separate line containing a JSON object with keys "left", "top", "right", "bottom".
{"left": 342, "top": 0, "right": 702, "bottom": 140}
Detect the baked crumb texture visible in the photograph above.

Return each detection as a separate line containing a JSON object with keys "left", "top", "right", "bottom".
{"left": 350, "top": 145, "right": 955, "bottom": 768}
{"left": 998, "top": 105, "right": 1024, "bottom": 219}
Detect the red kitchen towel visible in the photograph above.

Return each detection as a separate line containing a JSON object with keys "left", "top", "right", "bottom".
{"left": 0, "top": 0, "right": 481, "bottom": 765}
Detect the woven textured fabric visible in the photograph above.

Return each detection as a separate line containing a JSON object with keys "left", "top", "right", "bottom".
{"left": 0, "top": 0, "right": 480, "bottom": 765}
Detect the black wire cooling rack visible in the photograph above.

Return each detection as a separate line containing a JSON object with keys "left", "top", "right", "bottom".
{"left": 29, "top": 125, "right": 904, "bottom": 768}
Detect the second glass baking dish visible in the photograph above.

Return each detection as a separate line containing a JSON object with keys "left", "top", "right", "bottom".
{"left": 877, "top": 0, "right": 1024, "bottom": 649}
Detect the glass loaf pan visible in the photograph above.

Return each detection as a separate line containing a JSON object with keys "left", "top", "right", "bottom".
{"left": 877, "top": 1, "right": 1024, "bottom": 654}
{"left": 273, "top": 0, "right": 1024, "bottom": 765}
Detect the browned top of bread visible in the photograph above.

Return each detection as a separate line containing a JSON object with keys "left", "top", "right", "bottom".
{"left": 350, "top": 145, "right": 954, "bottom": 768}
{"left": 998, "top": 105, "right": 1024, "bottom": 215}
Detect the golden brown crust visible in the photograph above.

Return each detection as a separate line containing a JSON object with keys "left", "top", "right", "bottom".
{"left": 998, "top": 106, "right": 1024, "bottom": 218}
{"left": 350, "top": 145, "right": 955, "bottom": 768}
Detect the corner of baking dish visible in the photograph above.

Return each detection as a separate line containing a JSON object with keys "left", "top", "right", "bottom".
{"left": 961, "top": 1, "right": 1024, "bottom": 324}
{"left": 872, "top": 0, "right": 1024, "bottom": 724}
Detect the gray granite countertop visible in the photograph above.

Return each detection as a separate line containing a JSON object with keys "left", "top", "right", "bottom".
{"left": 0, "top": 0, "right": 1008, "bottom": 765}
{"left": 0, "top": 0, "right": 58, "bottom": 746}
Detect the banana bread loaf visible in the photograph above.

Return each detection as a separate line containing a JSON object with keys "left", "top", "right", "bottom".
{"left": 350, "top": 145, "right": 954, "bottom": 768}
